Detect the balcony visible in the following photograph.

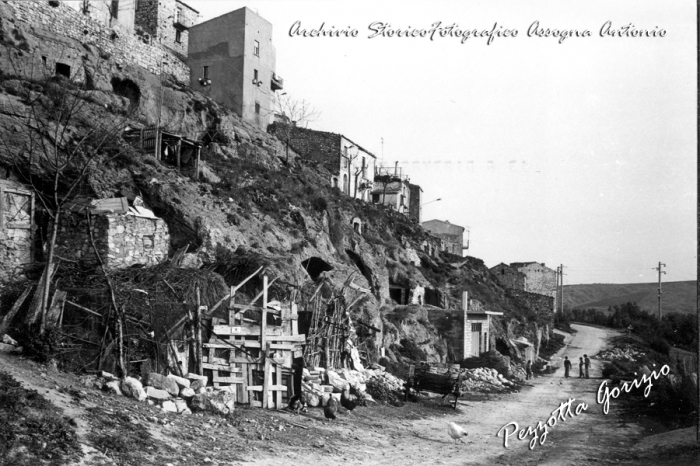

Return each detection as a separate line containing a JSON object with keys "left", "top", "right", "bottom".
{"left": 174, "top": 13, "right": 195, "bottom": 30}
{"left": 271, "top": 73, "right": 284, "bottom": 91}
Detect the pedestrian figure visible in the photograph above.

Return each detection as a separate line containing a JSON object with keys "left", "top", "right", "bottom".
{"left": 526, "top": 360, "right": 533, "bottom": 380}
{"left": 563, "top": 356, "right": 571, "bottom": 378}
{"left": 578, "top": 357, "right": 584, "bottom": 378}
{"left": 584, "top": 354, "right": 590, "bottom": 378}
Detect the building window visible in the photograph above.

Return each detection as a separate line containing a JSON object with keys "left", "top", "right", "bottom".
{"left": 175, "top": 29, "right": 182, "bottom": 43}
{"left": 372, "top": 194, "right": 380, "bottom": 203}
{"left": 254, "top": 40, "right": 260, "bottom": 56}
{"left": 202, "top": 66, "right": 209, "bottom": 79}
{"left": 255, "top": 102, "right": 260, "bottom": 114}
{"left": 253, "top": 69, "right": 259, "bottom": 84}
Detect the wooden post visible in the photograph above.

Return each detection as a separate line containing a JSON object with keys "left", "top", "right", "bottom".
{"left": 195, "top": 285, "right": 203, "bottom": 376}
{"left": 139, "top": 127, "right": 144, "bottom": 154}
{"left": 262, "top": 341, "right": 271, "bottom": 409}
{"left": 261, "top": 274, "right": 268, "bottom": 351}
{"left": 0, "top": 186, "right": 4, "bottom": 230}
{"left": 176, "top": 138, "right": 182, "bottom": 171}
{"left": 275, "top": 364, "right": 282, "bottom": 409}
{"left": 195, "top": 146, "right": 201, "bottom": 180}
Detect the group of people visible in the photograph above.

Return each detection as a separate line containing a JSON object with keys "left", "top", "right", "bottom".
{"left": 563, "top": 355, "right": 590, "bottom": 378}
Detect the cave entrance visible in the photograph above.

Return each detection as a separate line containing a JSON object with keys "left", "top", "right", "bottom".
{"left": 389, "top": 280, "right": 409, "bottom": 305}
{"left": 111, "top": 77, "right": 141, "bottom": 110}
{"left": 301, "top": 257, "right": 333, "bottom": 281}
{"left": 424, "top": 287, "right": 443, "bottom": 308}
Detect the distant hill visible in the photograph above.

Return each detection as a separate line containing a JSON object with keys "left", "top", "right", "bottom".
{"left": 563, "top": 281, "right": 696, "bottom": 316}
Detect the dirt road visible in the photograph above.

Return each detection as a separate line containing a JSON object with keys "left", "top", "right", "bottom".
{"left": 2, "top": 324, "right": 691, "bottom": 465}
{"left": 249, "top": 323, "right": 667, "bottom": 466}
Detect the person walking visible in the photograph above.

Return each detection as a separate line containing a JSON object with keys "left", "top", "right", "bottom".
{"left": 584, "top": 354, "right": 590, "bottom": 378}
{"left": 578, "top": 357, "right": 584, "bottom": 378}
{"left": 564, "top": 356, "right": 572, "bottom": 378}
{"left": 526, "top": 360, "right": 533, "bottom": 380}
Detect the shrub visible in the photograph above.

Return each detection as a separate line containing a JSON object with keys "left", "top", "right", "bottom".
{"left": 311, "top": 196, "right": 327, "bottom": 212}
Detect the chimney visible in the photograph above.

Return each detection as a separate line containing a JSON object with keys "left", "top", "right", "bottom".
{"left": 394, "top": 161, "right": 398, "bottom": 176}
{"left": 462, "top": 291, "right": 469, "bottom": 312}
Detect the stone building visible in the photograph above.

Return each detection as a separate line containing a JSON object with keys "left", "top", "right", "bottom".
{"left": 267, "top": 125, "right": 377, "bottom": 200}
{"left": 0, "top": 179, "right": 35, "bottom": 286}
{"left": 7, "top": 1, "right": 191, "bottom": 82}
{"left": 56, "top": 198, "right": 169, "bottom": 269}
{"left": 490, "top": 262, "right": 557, "bottom": 312}
{"left": 371, "top": 165, "right": 417, "bottom": 217}
{"left": 65, "top": 0, "right": 199, "bottom": 57}
{"left": 490, "top": 262, "right": 526, "bottom": 290}
{"left": 408, "top": 183, "right": 422, "bottom": 223}
{"left": 421, "top": 219, "right": 465, "bottom": 256}
{"left": 425, "top": 292, "right": 502, "bottom": 361}
{"left": 187, "top": 7, "right": 283, "bottom": 129}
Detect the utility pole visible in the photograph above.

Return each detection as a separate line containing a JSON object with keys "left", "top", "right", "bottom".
{"left": 555, "top": 266, "right": 561, "bottom": 313}
{"left": 653, "top": 262, "right": 666, "bottom": 320}
{"left": 559, "top": 264, "right": 565, "bottom": 314}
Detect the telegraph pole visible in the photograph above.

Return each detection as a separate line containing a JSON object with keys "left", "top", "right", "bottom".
{"left": 653, "top": 262, "right": 666, "bottom": 320}
{"left": 559, "top": 264, "right": 565, "bottom": 314}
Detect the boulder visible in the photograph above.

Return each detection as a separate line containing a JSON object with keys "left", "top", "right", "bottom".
{"left": 190, "top": 391, "right": 235, "bottom": 415}
{"left": 167, "top": 374, "right": 191, "bottom": 389}
{"left": 161, "top": 400, "right": 178, "bottom": 413}
{"left": 0, "top": 342, "right": 22, "bottom": 353}
{"left": 105, "top": 380, "right": 122, "bottom": 396}
{"left": 306, "top": 392, "right": 320, "bottom": 407}
{"left": 145, "top": 373, "right": 180, "bottom": 397}
{"left": 121, "top": 377, "right": 147, "bottom": 401}
{"left": 188, "top": 373, "right": 208, "bottom": 391}
{"left": 180, "top": 387, "right": 195, "bottom": 398}
{"left": 146, "top": 386, "right": 170, "bottom": 401}
{"left": 326, "top": 370, "right": 349, "bottom": 393}
{"left": 320, "top": 393, "right": 330, "bottom": 407}
{"left": 173, "top": 398, "right": 189, "bottom": 413}
{"left": 1, "top": 334, "right": 18, "bottom": 346}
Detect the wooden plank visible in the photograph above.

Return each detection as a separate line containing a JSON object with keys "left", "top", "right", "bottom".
{"left": 241, "top": 362, "right": 249, "bottom": 404}
{"left": 246, "top": 385, "right": 288, "bottom": 392}
{"left": 0, "top": 285, "right": 31, "bottom": 335}
{"left": 275, "top": 365, "right": 282, "bottom": 408}
{"left": 213, "top": 325, "right": 285, "bottom": 336}
{"left": 262, "top": 340, "right": 270, "bottom": 409}
{"left": 291, "top": 303, "right": 298, "bottom": 336}
{"left": 212, "top": 376, "right": 245, "bottom": 384}
{"left": 202, "top": 362, "right": 242, "bottom": 372}
{"left": 45, "top": 290, "right": 67, "bottom": 328}
{"left": 261, "top": 275, "right": 268, "bottom": 353}
{"left": 204, "top": 341, "right": 294, "bottom": 351}
{"left": 267, "top": 335, "right": 306, "bottom": 342}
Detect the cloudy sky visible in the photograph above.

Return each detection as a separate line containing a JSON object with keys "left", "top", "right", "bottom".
{"left": 187, "top": 0, "right": 696, "bottom": 285}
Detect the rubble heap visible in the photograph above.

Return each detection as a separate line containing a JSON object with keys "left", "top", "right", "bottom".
{"left": 80, "top": 371, "right": 235, "bottom": 416}
{"left": 593, "top": 345, "right": 643, "bottom": 362}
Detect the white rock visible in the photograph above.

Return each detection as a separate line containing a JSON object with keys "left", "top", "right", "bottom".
{"left": 180, "top": 387, "right": 195, "bottom": 398}
{"left": 1, "top": 334, "right": 18, "bottom": 346}
{"left": 167, "top": 374, "right": 191, "bottom": 389}
{"left": 105, "top": 380, "right": 122, "bottom": 396}
{"left": 121, "top": 377, "right": 147, "bottom": 401}
{"left": 162, "top": 400, "right": 178, "bottom": 413}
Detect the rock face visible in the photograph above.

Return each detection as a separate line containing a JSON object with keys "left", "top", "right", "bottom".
{"left": 145, "top": 373, "right": 180, "bottom": 397}
{"left": 0, "top": 0, "right": 552, "bottom": 367}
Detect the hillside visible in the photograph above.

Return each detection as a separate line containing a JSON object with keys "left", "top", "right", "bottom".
{"left": 0, "top": 0, "right": 553, "bottom": 374}
{"left": 563, "top": 281, "right": 696, "bottom": 315}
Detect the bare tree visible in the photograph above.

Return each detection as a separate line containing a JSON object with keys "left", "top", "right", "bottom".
{"left": 272, "top": 93, "right": 319, "bottom": 165}
{"left": 0, "top": 47, "right": 135, "bottom": 334}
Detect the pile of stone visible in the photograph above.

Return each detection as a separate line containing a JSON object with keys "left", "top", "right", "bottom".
{"left": 81, "top": 371, "right": 235, "bottom": 416}
{"left": 0, "top": 334, "right": 22, "bottom": 353}
{"left": 594, "top": 345, "right": 643, "bottom": 362}
{"left": 301, "top": 366, "right": 370, "bottom": 407}
{"left": 460, "top": 367, "right": 516, "bottom": 391}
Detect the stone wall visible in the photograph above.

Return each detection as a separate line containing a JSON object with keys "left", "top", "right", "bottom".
{"left": 408, "top": 183, "right": 421, "bottom": 223}
{"left": 512, "top": 262, "right": 557, "bottom": 306}
{"left": 268, "top": 124, "right": 341, "bottom": 176}
{"left": 135, "top": 0, "right": 198, "bottom": 58}
{"left": 6, "top": 1, "right": 190, "bottom": 82}
{"left": 490, "top": 263, "right": 526, "bottom": 290}
{"left": 55, "top": 212, "right": 169, "bottom": 269}
{"left": 509, "top": 289, "right": 555, "bottom": 321}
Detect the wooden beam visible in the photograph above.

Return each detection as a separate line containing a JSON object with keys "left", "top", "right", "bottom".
{"left": 262, "top": 341, "right": 271, "bottom": 409}
{"left": 247, "top": 384, "right": 287, "bottom": 391}
{"left": 212, "top": 325, "right": 286, "bottom": 336}
{"left": 212, "top": 376, "right": 245, "bottom": 384}
{"left": 202, "top": 362, "right": 242, "bottom": 372}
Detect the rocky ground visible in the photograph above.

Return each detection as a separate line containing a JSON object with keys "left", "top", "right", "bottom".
{"left": 1, "top": 323, "right": 696, "bottom": 466}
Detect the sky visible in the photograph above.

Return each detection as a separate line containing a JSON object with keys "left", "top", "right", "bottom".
{"left": 186, "top": 0, "right": 697, "bottom": 285}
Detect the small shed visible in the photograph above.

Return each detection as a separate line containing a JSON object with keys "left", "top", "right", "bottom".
{"left": 462, "top": 291, "right": 503, "bottom": 358}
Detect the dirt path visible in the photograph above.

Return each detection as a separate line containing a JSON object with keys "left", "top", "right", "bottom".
{"left": 1, "top": 324, "right": 689, "bottom": 465}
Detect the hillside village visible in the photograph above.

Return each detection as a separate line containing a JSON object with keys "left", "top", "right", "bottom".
{"left": 0, "top": 1, "right": 596, "bottom": 461}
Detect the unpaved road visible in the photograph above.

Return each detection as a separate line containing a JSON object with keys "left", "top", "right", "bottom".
{"left": 1, "top": 324, "right": 694, "bottom": 465}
